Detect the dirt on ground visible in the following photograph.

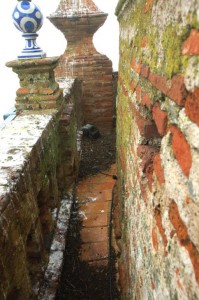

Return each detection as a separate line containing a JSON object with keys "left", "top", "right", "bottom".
{"left": 78, "top": 129, "right": 116, "bottom": 178}
{"left": 56, "top": 128, "right": 119, "bottom": 300}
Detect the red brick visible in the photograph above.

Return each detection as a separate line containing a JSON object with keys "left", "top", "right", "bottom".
{"left": 146, "top": 163, "right": 154, "bottom": 192}
{"left": 182, "top": 29, "right": 199, "bottom": 55}
{"left": 136, "top": 86, "right": 141, "bottom": 100}
{"left": 118, "top": 262, "right": 127, "bottom": 293}
{"left": 170, "top": 126, "right": 192, "bottom": 177}
{"left": 16, "top": 87, "right": 30, "bottom": 95}
{"left": 40, "top": 88, "right": 55, "bottom": 95}
{"left": 144, "top": 0, "right": 154, "bottom": 13}
{"left": 118, "top": 76, "right": 122, "bottom": 84}
{"left": 152, "top": 227, "right": 159, "bottom": 251}
{"left": 136, "top": 113, "right": 160, "bottom": 139}
{"left": 185, "top": 88, "right": 199, "bottom": 126}
{"left": 131, "top": 57, "right": 141, "bottom": 74}
{"left": 152, "top": 103, "right": 168, "bottom": 136}
{"left": 149, "top": 73, "right": 187, "bottom": 106}
{"left": 138, "top": 145, "right": 158, "bottom": 192}
{"left": 80, "top": 201, "right": 109, "bottom": 215}
{"left": 151, "top": 280, "right": 156, "bottom": 290}
{"left": 122, "top": 85, "right": 128, "bottom": 97}
{"left": 149, "top": 73, "right": 168, "bottom": 94}
{"left": 118, "top": 149, "right": 127, "bottom": 173}
{"left": 141, "top": 36, "right": 147, "bottom": 48}
{"left": 130, "top": 80, "right": 136, "bottom": 92}
{"left": 140, "top": 64, "right": 150, "bottom": 78}
{"left": 153, "top": 153, "right": 165, "bottom": 184}
{"left": 141, "top": 91, "right": 152, "bottom": 109}
{"left": 81, "top": 213, "right": 108, "bottom": 227}
{"left": 91, "top": 181, "right": 115, "bottom": 191}
{"left": 80, "top": 227, "right": 108, "bottom": 243}
{"left": 167, "top": 75, "right": 187, "bottom": 106}
{"left": 155, "top": 207, "right": 168, "bottom": 256}
{"left": 137, "top": 145, "right": 159, "bottom": 172}
{"left": 169, "top": 200, "right": 199, "bottom": 285}
{"left": 139, "top": 179, "right": 148, "bottom": 205}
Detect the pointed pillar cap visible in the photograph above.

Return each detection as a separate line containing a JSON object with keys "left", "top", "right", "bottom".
{"left": 49, "top": 0, "right": 107, "bottom": 18}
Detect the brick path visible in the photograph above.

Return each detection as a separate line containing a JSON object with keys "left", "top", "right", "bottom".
{"left": 76, "top": 164, "right": 117, "bottom": 267}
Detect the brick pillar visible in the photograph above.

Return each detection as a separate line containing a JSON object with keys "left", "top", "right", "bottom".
{"left": 6, "top": 57, "right": 63, "bottom": 112}
{"left": 48, "top": 0, "right": 114, "bottom": 134}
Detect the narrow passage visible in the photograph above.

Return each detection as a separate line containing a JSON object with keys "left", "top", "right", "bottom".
{"left": 56, "top": 132, "right": 119, "bottom": 299}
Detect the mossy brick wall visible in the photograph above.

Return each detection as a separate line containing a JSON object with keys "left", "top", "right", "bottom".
{"left": 115, "top": 0, "right": 199, "bottom": 299}
{"left": 0, "top": 79, "right": 81, "bottom": 299}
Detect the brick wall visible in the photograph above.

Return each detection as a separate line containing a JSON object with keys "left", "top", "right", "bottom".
{"left": 49, "top": 3, "right": 114, "bottom": 134}
{"left": 0, "top": 78, "right": 82, "bottom": 299}
{"left": 115, "top": 0, "right": 199, "bottom": 298}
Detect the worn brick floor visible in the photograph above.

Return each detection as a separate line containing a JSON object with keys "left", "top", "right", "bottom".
{"left": 76, "top": 164, "right": 117, "bottom": 266}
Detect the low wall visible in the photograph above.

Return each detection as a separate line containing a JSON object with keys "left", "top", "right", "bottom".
{"left": 115, "top": 0, "right": 199, "bottom": 299}
{"left": 0, "top": 79, "right": 82, "bottom": 299}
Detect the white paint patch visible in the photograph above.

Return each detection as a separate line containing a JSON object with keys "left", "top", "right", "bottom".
{"left": 38, "top": 193, "right": 73, "bottom": 299}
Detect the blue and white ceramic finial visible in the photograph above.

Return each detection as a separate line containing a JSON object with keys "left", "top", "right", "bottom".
{"left": 12, "top": 0, "right": 46, "bottom": 59}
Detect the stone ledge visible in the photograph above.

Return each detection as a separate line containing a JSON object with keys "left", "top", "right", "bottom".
{"left": 38, "top": 192, "right": 74, "bottom": 300}
{"left": 0, "top": 114, "right": 52, "bottom": 198}
{"left": 0, "top": 78, "right": 81, "bottom": 299}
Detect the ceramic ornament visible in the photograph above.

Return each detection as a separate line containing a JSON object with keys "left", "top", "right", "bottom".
{"left": 12, "top": 0, "right": 46, "bottom": 59}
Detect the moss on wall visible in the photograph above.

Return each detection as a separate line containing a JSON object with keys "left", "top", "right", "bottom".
{"left": 116, "top": 0, "right": 199, "bottom": 299}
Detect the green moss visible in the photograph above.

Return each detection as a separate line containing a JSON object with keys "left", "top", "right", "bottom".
{"left": 161, "top": 24, "right": 190, "bottom": 78}
{"left": 186, "top": 13, "right": 199, "bottom": 29}
{"left": 38, "top": 120, "right": 60, "bottom": 188}
{"left": 115, "top": 0, "right": 132, "bottom": 17}
{"left": 118, "top": 0, "right": 193, "bottom": 80}
{"left": 143, "top": 30, "right": 160, "bottom": 72}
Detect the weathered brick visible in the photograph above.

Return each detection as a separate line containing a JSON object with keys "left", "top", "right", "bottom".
{"left": 149, "top": 73, "right": 187, "bottom": 106}
{"left": 116, "top": 0, "right": 199, "bottom": 298}
{"left": 169, "top": 200, "right": 199, "bottom": 285}
{"left": 136, "top": 112, "right": 160, "bottom": 139}
{"left": 130, "top": 80, "right": 136, "bottom": 92}
{"left": 146, "top": 163, "right": 154, "bottom": 191}
{"left": 16, "top": 87, "right": 30, "bottom": 95}
{"left": 137, "top": 145, "right": 158, "bottom": 191}
{"left": 185, "top": 88, "right": 199, "bottom": 126}
{"left": 140, "top": 64, "right": 150, "bottom": 78}
{"left": 167, "top": 75, "right": 187, "bottom": 106}
{"left": 131, "top": 57, "right": 141, "bottom": 74}
{"left": 152, "top": 227, "right": 159, "bottom": 251}
{"left": 153, "top": 153, "right": 165, "bottom": 184}
{"left": 141, "top": 91, "right": 152, "bottom": 109}
{"left": 170, "top": 125, "right": 192, "bottom": 177}
{"left": 141, "top": 36, "right": 147, "bottom": 48}
{"left": 118, "top": 261, "right": 127, "bottom": 293}
{"left": 182, "top": 29, "right": 199, "bottom": 55}
{"left": 155, "top": 207, "right": 168, "bottom": 256}
{"left": 149, "top": 72, "right": 168, "bottom": 94}
{"left": 144, "top": 0, "right": 154, "bottom": 13}
{"left": 152, "top": 103, "right": 168, "bottom": 136}
{"left": 135, "top": 85, "right": 141, "bottom": 101}
{"left": 137, "top": 145, "right": 159, "bottom": 172}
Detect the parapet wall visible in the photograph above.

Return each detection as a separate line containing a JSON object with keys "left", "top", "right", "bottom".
{"left": 0, "top": 79, "right": 82, "bottom": 299}
{"left": 115, "top": 0, "right": 199, "bottom": 298}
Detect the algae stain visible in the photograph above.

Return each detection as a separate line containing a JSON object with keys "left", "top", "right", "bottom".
{"left": 162, "top": 23, "right": 190, "bottom": 78}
